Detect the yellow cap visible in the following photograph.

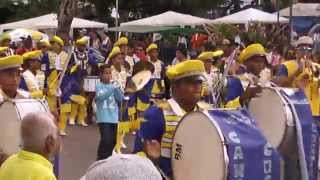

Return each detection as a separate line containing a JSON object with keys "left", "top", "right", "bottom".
{"left": 0, "top": 55, "right": 23, "bottom": 70}
{"left": 0, "top": 33, "right": 11, "bottom": 42}
{"left": 198, "top": 50, "right": 224, "bottom": 61}
{"left": 166, "top": 60, "right": 205, "bottom": 80}
{"left": 146, "top": 43, "right": 158, "bottom": 53}
{"left": 76, "top": 37, "right": 89, "bottom": 46}
{"left": 50, "top": 35, "right": 64, "bottom": 46}
{"left": 114, "top": 37, "right": 128, "bottom": 47}
{"left": 0, "top": 47, "right": 9, "bottom": 52}
{"left": 238, "top": 43, "right": 266, "bottom": 64}
{"left": 38, "top": 39, "right": 51, "bottom": 48}
{"left": 108, "top": 46, "right": 121, "bottom": 60}
{"left": 22, "top": 50, "right": 42, "bottom": 61}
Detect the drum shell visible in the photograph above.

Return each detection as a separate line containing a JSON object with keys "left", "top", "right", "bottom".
{"left": 249, "top": 87, "right": 297, "bottom": 155}
{"left": 83, "top": 76, "right": 100, "bottom": 92}
{"left": 0, "top": 99, "right": 49, "bottom": 155}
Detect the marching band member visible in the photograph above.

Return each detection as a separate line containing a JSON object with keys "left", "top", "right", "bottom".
{"left": 108, "top": 46, "right": 128, "bottom": 92}
{"left": 198, "top": 50, "right": 224, "bottom": 104}
{"left": 0, "top": 35, "right": 14, "bottom": 55}
{"left": 134, "top": 60, "right": 208, "bottom": 178}
{"left": 274, "top": 36, "right": 320, "bottom": 119}
{"left": 19, "top": 50, "right": 45, "bottom": 99}
{"left": 224, "top": 43, "right": 268, "bottom": 108}
{"left": 47, "top": 35, "right": 67, "bottom": 112}
{"left": 0, "top": 54, "right": 28, "bottom": 164}
{"left": 147, "top": 43, "right": 166, "bottom": 99}
{"left": 37, "top": 39, "right": 51, "bottom": 98}
{"left": 114, "top": 36, "right": 133, "bottom": 73}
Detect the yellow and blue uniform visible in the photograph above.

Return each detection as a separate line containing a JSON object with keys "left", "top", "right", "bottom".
{"left": 147, "top": 43, "right": 166, "bottom": 99}
{"left": 19, "top": 50, "right": 45, "bottom": 99}
{"left": 198, "top": 50, "right": 224, "bottom": 104}
{"left": 0, "top": 150, "right": 56, "bottom": 180}
{"left": 67, "top": 38, "right": 99, "bottom": 125}
{"left": 134, "top": 60, "right": 205, "bottom": 177}
{"left": 47, "top": 36, "right": 66, "bottom": 112}
{"left": 276, "top": 60, "right": 320, "bottom": 117}
{"left": 224, "top": 43, "right": 267, "bottom": 108}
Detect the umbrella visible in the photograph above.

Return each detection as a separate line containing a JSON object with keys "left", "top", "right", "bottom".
{"left": 1, "top": 28, "right": 49, "bottom": 42}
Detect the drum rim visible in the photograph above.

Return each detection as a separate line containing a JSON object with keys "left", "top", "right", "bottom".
{"left": 249, "top": 87, "right": 295, "bottom": 147}
{"left": 171, "top": 110, "right": 229, "bottom": 180}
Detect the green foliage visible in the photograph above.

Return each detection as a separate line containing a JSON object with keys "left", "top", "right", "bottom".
{"left": 0, "top": 0, "right": 59, "bottom": 23}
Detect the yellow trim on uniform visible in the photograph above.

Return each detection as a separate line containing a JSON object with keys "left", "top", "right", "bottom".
{"left": 225, "top": 97, "right": 241, "bottom": 108}
{"left": 70, "top": 95, "right": 86, "bottom": 105}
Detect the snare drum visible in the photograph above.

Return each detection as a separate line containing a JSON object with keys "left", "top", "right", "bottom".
{"left": 0, "top": 99, "right": 49, "bottom": 154}
{"left": 249, "top": 87, "right": 296, "bottom": 154}
{"left": 83, "top": 76, "right": 100, "bottom": 92}
{"left": 172, "top": 109, "right": 281, "bottom": 180}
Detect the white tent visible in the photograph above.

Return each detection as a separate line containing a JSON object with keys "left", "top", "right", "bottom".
{"left": 120, "top": 11, "right": 211, "bottom": 27}
{"left": 0, "top": 13, "right": 108, "bottom": 31}
{"left": 278, "top": 3, "right": 320, "bottom": 17}
{"left": 211, "top": 8, "right": 289, "bottom": 24}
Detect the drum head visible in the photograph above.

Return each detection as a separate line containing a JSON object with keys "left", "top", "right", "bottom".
{"left": 249, "top": 88, "right": 287, "bottom": 149}
{"left": 172, "top": 111, "right": 226, "bottom": 180}
{"left": 0, "top": 101, "right": 21, "bottom": 154}
{"left": 131, "top": 70, "right": 152, "bottom": 91}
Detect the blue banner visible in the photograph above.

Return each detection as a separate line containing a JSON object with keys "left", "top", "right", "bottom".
{"left": 208, "top": 109, "right": 281, "bottom": 180}
{"left": 279, "top": 89, "right": 319, "bottom": 180}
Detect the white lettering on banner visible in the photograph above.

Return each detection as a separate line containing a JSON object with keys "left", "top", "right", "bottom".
{"left": 225, "top": 116, "right": 238, "bottom": 125}
{"left": 234, "top": 146, "right": 244, "bottom": 160}
{"left": 234, "top": 163, "right": 245, "bottom": 178}
{"left": 229, "top": 131, "right": 241, "bottom": 144}
{"left": 263, "top": 160, "right": 272, "bottom": 174}
{"left": 263, "top": 143, "right": 273, "bottom": 178}
{"left": 264, "top": 175, "right": 272, "bottom": 180}
{"left": 264, "top": 143, "right": 273, "bottom": 156}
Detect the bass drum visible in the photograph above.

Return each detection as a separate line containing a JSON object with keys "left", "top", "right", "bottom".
{"left": 0, "top": 99, "right": 49, "bottom": 155}
{"left": 172, "top": 109, "right": 282, "bottom": 180}
{"left": 249, "top": 87, "right": 296, "bottom": 154}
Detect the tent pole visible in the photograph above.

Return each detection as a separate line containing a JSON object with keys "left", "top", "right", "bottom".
{"left": 289, "top": 0, "right": 293, "bottom": 45}
{"left": 115, "top": 0, "right": 119, "bottom": 40}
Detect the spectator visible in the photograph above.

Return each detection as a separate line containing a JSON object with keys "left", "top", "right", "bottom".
{"left": 81, "top": 154, "right": 162, "bottom": 180}
{"left": 172, "top": 44, "right": 188, "bottom": 65}
{"left": 0, "top": 112, "right": 60, "bottom": 180}
{"left": 95, "top": 64, "right": 124, "bottom": 160}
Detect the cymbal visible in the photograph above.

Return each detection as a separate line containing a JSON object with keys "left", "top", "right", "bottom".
{"left": 131, "top": 70, "right": 152, "bottom": 91}
{"left": 125, "top": 70, "right": 152, "bottom": 93}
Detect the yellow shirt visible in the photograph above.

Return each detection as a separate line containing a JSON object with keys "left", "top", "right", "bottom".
{"left": 282, "top": 61, "right": 320, "bottom": 116}
{"left": 0, "top": 150, "right": 56, "bottom": 180}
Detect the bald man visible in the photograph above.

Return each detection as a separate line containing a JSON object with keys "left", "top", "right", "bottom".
{"left": 0, "top": 112, "right": 60, "bottom": 180}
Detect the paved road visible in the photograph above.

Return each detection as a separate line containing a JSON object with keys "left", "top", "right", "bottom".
{"left": 59, "top": 125, "right": 135, "bottom": 180}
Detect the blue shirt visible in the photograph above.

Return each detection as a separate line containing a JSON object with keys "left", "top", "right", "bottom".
{"left": 95, "top": 82, "right": 124, "bottom": 124}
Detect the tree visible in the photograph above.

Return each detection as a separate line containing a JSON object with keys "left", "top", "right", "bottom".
{"left": 57, "top": 0, "right": 78, "bottom": 40}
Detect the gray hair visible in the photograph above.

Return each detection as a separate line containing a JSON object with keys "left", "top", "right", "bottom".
{"left": 20, "top": 112, "right": 58, "bottom": 151}
{"left": 83, "top": 154, "right": 162, "bottom": 180}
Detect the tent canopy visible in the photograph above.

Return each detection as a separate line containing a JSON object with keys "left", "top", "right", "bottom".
{"left": 120, "top": 11, "right": 211, "bottom": 27}
{"left": 108, "top": 25, "right": 175, "bottom": 33}
{"left": 0, "top": 13, "right": 108, "bottom": 31}
{"left": 211, "top": 8, "right": 289, "bottom": 24}
{"left": 278, "top": 3, "right": 320, "bottom": 17}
